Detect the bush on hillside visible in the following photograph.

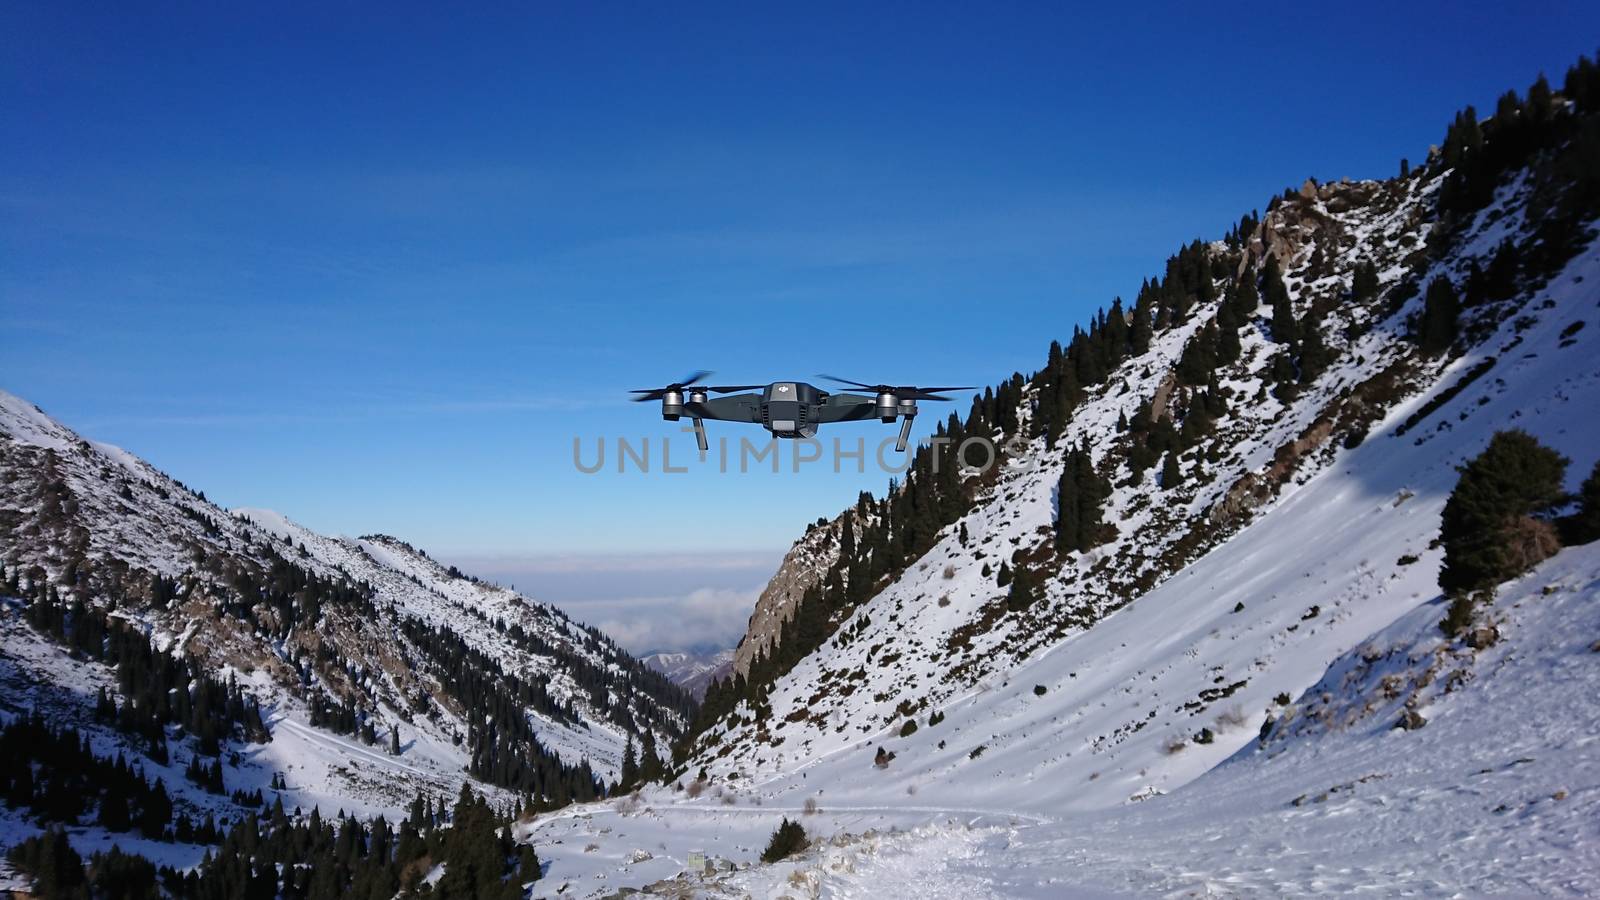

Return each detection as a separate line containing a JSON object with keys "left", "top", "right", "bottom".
{"left": 1439, "top": 430, "right": 1568, "bottom": 597}
{"left": 760, "top": 818, "right": 807, "bottom": 863}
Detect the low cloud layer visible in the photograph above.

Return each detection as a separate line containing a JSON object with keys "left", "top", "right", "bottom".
{"left": 446, "top": 551, "right": 781, "bottom": 655}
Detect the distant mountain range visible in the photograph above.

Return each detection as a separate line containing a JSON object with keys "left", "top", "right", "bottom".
{"left": 639, "top": 648, "right": 735, "bottom": 699}
{"left": 0, "top": 391, "right": 695, "bottom": 827}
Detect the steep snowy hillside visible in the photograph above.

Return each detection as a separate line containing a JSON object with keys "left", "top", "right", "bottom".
{"left": 689, "top": 540, "right": 1600, "bottom": 897}
{"left": 688, "top": 166, "right": 1599, "bottom": 809}
{"left": 0, "top": 393, "right": 693, "bottom": 820}
{"left": 510, "top": 70, "right": 1600, "bottom": 897}
{"left": 518, "top": 539, "right": 1600, "bottom": 897}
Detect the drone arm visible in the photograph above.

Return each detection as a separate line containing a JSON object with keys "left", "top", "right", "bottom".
{"left": 686, "top": 394, "right": 762, "bottom": 423}
{"left": 815, "top": 393, "right": 881, "bottom": 423}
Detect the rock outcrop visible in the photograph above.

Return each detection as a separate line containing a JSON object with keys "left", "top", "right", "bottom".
{"left": 732, "top": 515, "right": 844, "bottom": 676}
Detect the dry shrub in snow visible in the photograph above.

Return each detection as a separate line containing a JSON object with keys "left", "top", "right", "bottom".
{"left": 1215, "top": 704, "right": 1250, "bottom": 731}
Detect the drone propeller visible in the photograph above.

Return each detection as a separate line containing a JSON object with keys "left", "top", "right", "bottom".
{"left": 703, "top": 384, "right": 766, "bottom": 394}
{"left": 817, "top": 375, "right": 975, "bottom": 401}
{"left": 629, "top": 370, "right": 713, "bottom": 402}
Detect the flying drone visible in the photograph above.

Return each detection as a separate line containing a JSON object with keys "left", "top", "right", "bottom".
{"left": 631, "top": 372, "right": 974, "bottom": 452}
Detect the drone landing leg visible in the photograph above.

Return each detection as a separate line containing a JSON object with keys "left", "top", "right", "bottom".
{"left": 894, "top": 416, "right": 914, "bottom": 453}
{"left": 691, "top": 417, "right": 708, "bottom": 453}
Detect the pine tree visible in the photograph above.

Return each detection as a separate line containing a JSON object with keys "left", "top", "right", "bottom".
{"left": 1005, "top": 565, "right": 1039, "bottom": 613}
{"left": 1270, "top": 293, "right": 1298, "bottom": 346}
{"left": 1297, "top": 313, "right": 1333, "bottom": 384}
{"left": 1215, "top": 303, "right": 1242, "bottom": 365}
{"left": 1056, "top": 446, "right": 1111, "bottom": 555}
{"left": 639, "top": 735, "right": 664, "bottom": 785}
{"left": 99, "top": 782, "right": 131, "bottom": 832}
{"left": 618, "top": 739, "right": 638, "bottom": 793}
{"left": 1161, "top": 451, "right": 1184, "bottom": 489}
{"left": 1418, "top": 277, "right": 1460, "bottom": 356}
{"left": 1130, "top": 290, "right": 1154, "bottom": 354}
{"left": 1351, "top": 261, "right": 1380, "bottom": 303}
{"left": 1439, "top": 430, "right": 1568, "bottom": 596}
{"left": 1567, "top": 458, "right": 1600, "bottom": 544}
{"left": 1263, "top": 255, "right": 1296, "bottom": 344}
{"left": 1056, "top": 466, "right": 1082, "bottom": 557}
{"left": 1269, "top": 351, "right": 1299, "bottom": 402}
{"left": 389, "top": 725, "right": 401, "bottom": 756}
{"left": 6, "top": 829, "right": 86, "bottom": 897}
{"left": 1232, "top": 270, "right": 1260, "bottom": 318}
{"left": 1176, "top": 324, "right": 1219, "bottom": 385}
{"left": 761, "top": 818, "right": 808, "bottom": 863}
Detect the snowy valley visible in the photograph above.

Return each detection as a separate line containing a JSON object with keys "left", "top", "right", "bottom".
{"left": 4, "top": 51, "right": 1600, "bottom": 900}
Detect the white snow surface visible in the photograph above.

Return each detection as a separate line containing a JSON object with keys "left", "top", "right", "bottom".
{"left": 522, "top": 531, "right": 1600, "bottom": 899}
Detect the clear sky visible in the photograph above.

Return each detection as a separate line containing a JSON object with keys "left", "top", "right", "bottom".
{"left": 5, "top": 3, "right": 1598, "bottom": 649}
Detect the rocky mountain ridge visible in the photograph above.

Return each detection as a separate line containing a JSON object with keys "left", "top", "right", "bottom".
{"left": 688, "top": 68, "right": 1600, "bottom": 812}
{"left": 0, "top": 392, "right": 694, "bottom": 815}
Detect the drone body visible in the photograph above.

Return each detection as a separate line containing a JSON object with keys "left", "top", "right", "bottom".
{"left": 632, "top": 373, "right": 972, "bottom": 452}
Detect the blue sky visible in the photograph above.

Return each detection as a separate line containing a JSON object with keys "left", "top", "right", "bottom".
{"left": 5, "top": 3, "right": 1598, "bottom": 648}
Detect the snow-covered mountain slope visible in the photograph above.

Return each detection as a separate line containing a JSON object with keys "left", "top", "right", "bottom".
{"left": 507, "top": 106, "right": 1600, "bottom": 895}
{"left": 518, "top": 539, "right": 1600, "bottom": 897}
{"left": 687, "top": 169, "right": 1600, "bottom": 813}
{"left": 711, "top": 540, "right": 1600, "bottom": 898}
{"left": 642, "top": 649, "right": 735, "bottom": 699}
{"left": 0, "top": 392, "right": 693, "bottom": 812}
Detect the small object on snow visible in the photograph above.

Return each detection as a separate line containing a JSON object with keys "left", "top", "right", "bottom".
{"left": 1466, "top": 624, "right": 1500, "bottom": 650}
{"left": 1396, "top": 709, "right": 1427, "bottom": 731}
{"left": 873, "top": 746, "right": 895, "bottom": 768}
